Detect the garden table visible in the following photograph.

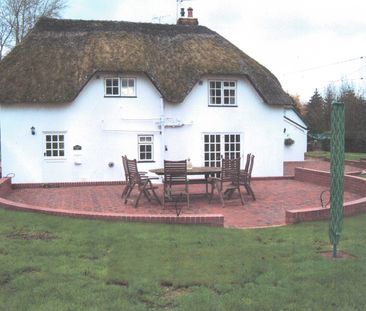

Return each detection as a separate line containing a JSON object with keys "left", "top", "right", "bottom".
{"left": 150, "top": 166, "right": 221, "bottom": 195}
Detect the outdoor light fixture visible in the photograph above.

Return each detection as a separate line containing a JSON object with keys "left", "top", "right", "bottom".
{"left": 31, "top": 126, "right": 36, "bottom": 135}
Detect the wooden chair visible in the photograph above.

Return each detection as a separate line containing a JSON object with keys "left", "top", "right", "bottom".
{"left": 208, "top": 157, "right": 244, "bottom": 207}
{"left": 122, "top": 156, "right": 161, "bottom": 208}
{"left": 240, "top": 154, "right": 256, "bottom": 201}
{"left": 121, "top": 155, "right": 147, "bottom": 199}
{"left": 121, "top": 155, "right": 131, "bottom": 198}
{"left": 163, "top": 160, "right": 189, "bottom": 216}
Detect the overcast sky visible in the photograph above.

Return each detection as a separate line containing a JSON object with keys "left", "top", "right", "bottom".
{"left": 63, "top": 0, "right": 366, "bottom": 102}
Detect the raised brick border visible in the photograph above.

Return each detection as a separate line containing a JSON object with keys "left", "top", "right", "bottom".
{"left": 286, "top": 168, "right": 366, "bottom": 224}
{"left": 12, "top": 180, "right": 125, "bottom": 189}
{"left": 0, "top": 178, "right": 224, "bottom": 227}
{"left": 344, "top": 159, "right": 366, "bottom": 170}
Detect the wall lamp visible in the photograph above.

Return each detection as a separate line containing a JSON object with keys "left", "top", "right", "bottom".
{"left": 31, "top": 126, "right": 36, "bottom": 135}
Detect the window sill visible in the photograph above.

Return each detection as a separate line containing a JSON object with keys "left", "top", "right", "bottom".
{"left": 138, "top": 160, "right": 155, "bottom": 163}
{"left": 208, "top": 105, "right": 238, "bottom": 108}
{"left": 44, "top": 158, "right": 67, "bottom": 162}
{"left": 104, "top": 95, "right": 137, "bottom": 98}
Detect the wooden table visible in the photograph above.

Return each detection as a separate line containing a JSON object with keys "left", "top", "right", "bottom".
{"left": 150, "top": 166, "right": 221, "bottom": 195}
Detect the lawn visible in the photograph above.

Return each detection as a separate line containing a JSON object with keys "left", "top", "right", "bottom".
{"left": 1, "top": 209, "right": 366, "bottom": 310}
{"left": 306, "top": 151, "right": 366, "bottom": 161}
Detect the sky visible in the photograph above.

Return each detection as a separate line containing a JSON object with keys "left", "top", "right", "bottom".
{"left": 62, "top": 0, "right": 366, "bottom": 103}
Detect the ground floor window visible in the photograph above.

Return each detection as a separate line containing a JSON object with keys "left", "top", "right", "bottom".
{"left": 138, "top": 135, "right": 153, "bottom": 161}
{"left": 203, "top": 133, "right": 241, "bottom": 167}
{"left": 44, "top": 133, "right": 65, "bottom": 158}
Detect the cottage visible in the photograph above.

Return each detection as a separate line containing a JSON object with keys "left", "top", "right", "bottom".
{"left": 0, "top": 15, "right": 301, "bottom": 184}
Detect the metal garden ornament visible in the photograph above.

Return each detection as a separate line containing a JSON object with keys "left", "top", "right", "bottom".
{"left": 329, "top": 101, "right": 345, "bottom": 258}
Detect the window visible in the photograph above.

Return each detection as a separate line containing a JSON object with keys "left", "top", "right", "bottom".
{"left": 105, "top": 78, "right": 120, "bottom": 96}
{"left": 121, "top": 78, "right": 136, "bottom": 96}
{"left": 138, "top": 135, "right": 153, "bottom": 161}
{"left": 44, "top": 133, "right": 65, "bottom": 158}
{"left": 209, "top": 80, "right": 236, "bottom": 106}
{"left": 104, "top": 77, "right": 136, "bottom": 97}
{"left": 203, "top": 133, "right": 241, "bottom": 167}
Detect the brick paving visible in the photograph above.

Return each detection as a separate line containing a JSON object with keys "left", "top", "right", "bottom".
{"left": 4, "top": 177, "right": 362, "bottom": 228}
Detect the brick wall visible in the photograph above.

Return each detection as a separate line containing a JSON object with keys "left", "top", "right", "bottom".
{"left": 0, "top": 178, "right": 12, "bottom": 197}
{"left": 294, "top": 167, "right": 366, "bottom": 195}
{"left": 286, "top": 168, "right": 366, "bottom": 223}
{"left": 345, "top": 160, "right": 366, "bottom": 169}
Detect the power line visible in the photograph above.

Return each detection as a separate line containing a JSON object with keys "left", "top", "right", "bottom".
{"left": 285, "top": 56, "right": 366, "bottom": 75}
{"left": 327, "top": 76, "right": 364, "bottom": 84}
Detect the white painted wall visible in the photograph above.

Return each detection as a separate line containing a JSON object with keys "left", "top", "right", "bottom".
{"left": 1, "top": 74, "right": 285, "bottom": 183}
{"left": 283, "top": 108, "right": 308, "bottom": 161}
{"left": 164, "top": 76, "right": 284, "bottom": 177}
{"left": 1, "top": 74, "right": 163, "bottom": 183}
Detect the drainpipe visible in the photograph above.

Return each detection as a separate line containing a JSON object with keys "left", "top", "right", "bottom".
{"left": 160, "top": 96, "right": 165, "bottom": 166}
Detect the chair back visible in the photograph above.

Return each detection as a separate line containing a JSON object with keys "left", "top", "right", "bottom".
{"left": 164, "top": 160, "right": 188, "bottom": 185}
{"left": 125, "top": 157, "right": 141, "bottom": 183}
{"left": 244, "top": 153, "right": 251, "bottom": 173}
{"left": 221, "top": 157, "right": 241, "bottom": 184}
{"left": 247, "top": 155, "right": 255, "bottom": 179}
{"left": 122, "top": 155, "right": 129, "bottom": 182}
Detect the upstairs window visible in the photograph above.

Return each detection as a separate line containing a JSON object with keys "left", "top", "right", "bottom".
{"left": 121, "top": 78, "right": 136, "bottom": 96}
{"left": 138, "top": 135, "right": 154, "bottom": 161}
{"left": 209, "top": 80, "right": 236, "bottom": 106}
{"left": 44, "top": 133, "right": 65, "bottom": 158}
{"left": 105, "top": 78, "right": 120, "bottom": 96}
{"left": 104, "top": 77, "right": 136, "bottom": 97}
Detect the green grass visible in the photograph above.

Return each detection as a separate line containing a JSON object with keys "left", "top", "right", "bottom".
{"left": 306, "top": 151, "right": 366, "bottom": 161}
{"left": 1, "top": 209, "right": 366, "bottom": 310}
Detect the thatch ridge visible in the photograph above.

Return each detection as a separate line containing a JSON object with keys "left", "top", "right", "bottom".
{"left": 0, "top": 17, "right": 293, "bottom": 106}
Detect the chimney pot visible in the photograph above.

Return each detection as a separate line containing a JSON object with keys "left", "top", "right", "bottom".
{"left": 177, "top": 7, "right": 198, "bottom": 26}
{"left": 187, "top": 7, "right": 193, "bottom": 18}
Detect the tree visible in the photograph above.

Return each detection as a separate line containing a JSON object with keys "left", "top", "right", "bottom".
{"left": 290, "top": 94, "right": 305, "bottom": 116}
{"left": 304, "top": 89, "right": 326, "bottom": 134}
{"left": 323, "top": 85, "right": 336, "bottom": 131}
{"left": 0, "top": 1, "right": 13, "bottom": 59}
{"left": 338, "top": 85, "right": 366, "bottom": 152}
{"left": 0, "top": 0, "right": 66, "bottom": 60}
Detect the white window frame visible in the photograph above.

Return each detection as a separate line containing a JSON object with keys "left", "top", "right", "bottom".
{"left": 138, "top": 135, "right": 154, "bottom": 162}
{"left": 120, "top": 77, "right": 136, "bottom": 97}
{"left": 104, "top": 77, "right": 120, "bottom": 96}
{"left": 43, "top": 132, "right": 66, "bottom": 159}
{"left": 203, "top": 133, "right": 241, "bottom": 167}
{"left": 208, "top": 80, "right": 237, "bottom": 106}
{"left": 104, "top": 77, "right": 137, "bottom": 97}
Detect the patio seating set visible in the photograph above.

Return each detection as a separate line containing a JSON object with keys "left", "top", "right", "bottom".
{"left": 121, "top": 154, "right": 255, "bottom": 216}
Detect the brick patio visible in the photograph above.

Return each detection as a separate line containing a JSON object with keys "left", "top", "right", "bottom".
{"left": 1, "top": 159, "right": 364, "bottom": 229}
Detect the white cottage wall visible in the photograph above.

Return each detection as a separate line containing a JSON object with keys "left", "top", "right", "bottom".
{"left": 1, "top": 74, "right": 285, "bottom": 183}
{"left": 1, "top": 74, "right": 163, "bottom": 183}
{"left": 164, "top": 76, "right": 284, "bottom": 177}
{"left": 283, "top": 108, "right": 308, "bottom": 161}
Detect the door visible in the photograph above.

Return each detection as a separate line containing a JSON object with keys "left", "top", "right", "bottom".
{"left": 203, "top": 133, "right": 241, "bottom": 167}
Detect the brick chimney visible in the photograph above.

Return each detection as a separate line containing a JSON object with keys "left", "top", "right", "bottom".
{"left": 177, "top": 7, "right": 198, "bottom": 26}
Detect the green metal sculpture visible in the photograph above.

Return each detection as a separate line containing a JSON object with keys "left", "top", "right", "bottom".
{"left": 329, "top": 101, "right": 345, "bottom": 258}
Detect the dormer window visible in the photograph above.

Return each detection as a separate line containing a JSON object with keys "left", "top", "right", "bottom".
{"left": 105, "top": 78, "right": 120, "bottom": 96}
{"left": 121, "top": 78, "right": 136, "bottom": 96}
{"left": 104, "top": 77, "right": 136, "bottom": 97}
{"left": 209, "top": 80, "right": 237, "bottom": 106}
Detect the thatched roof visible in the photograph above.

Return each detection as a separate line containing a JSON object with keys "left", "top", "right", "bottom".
{"left": 0, "top": 17, "right": 293, "bottom": 105}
